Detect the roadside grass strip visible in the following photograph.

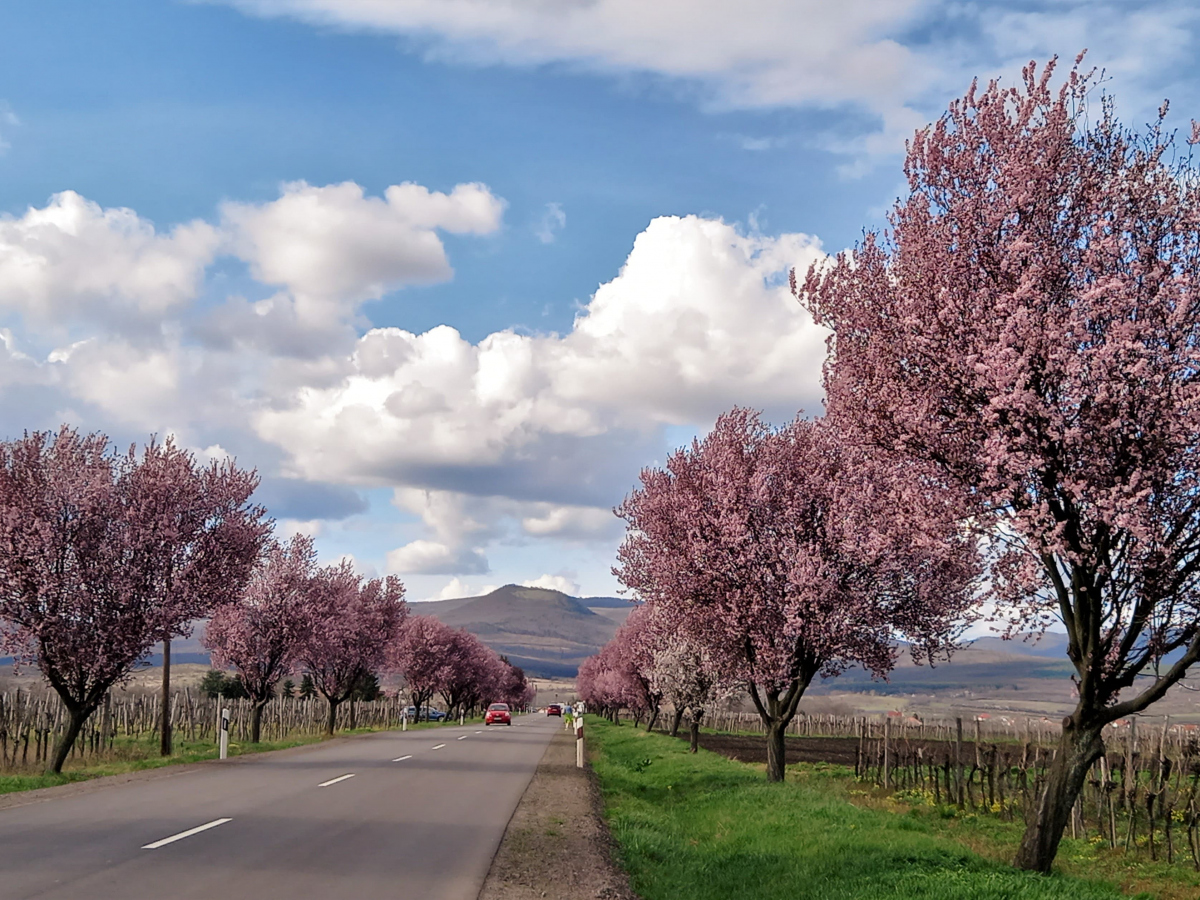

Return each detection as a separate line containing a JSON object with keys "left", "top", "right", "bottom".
{"left": 585, "top": 717, "right": 1137, "bottom": 900}
{"left": 142, "top": 818, "right": 232, "bottom": 849}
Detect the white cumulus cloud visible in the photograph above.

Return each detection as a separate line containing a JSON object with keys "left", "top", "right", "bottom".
{"left": 255, "top": 215, "right": 827, "bottom": 500}
{"left": 221, "top": 180, "right": 504, "bottom": 304}
{"left": 387, "top": 539, "right": 490, "bottom": 575}
{"left": 0, "top": 191, "right": 219, "bottom": 333}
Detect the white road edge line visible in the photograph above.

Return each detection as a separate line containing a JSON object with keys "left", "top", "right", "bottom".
{"left": 142, "top": 818, "right": 232, "bottom": 849}
{"left": 393, "top": 754, "right": 413, "bottom": 762}
{"left": 432, "top": 743, "right": 446, "bottom": 750}
{"left": 318, "top": 773, "right": 356, "bottom": 788}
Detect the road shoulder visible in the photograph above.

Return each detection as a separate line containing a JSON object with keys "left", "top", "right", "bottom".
{"left": 479, "top": 723, "right": 637, "bottom": 900}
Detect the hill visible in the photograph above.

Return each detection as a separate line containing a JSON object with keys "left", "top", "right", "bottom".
{"left": 411, "top": 584, "right": 631, "bottom": 677}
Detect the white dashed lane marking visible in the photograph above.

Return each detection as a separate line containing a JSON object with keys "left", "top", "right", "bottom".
{"left": 393, "top": 755, "right": 412, "bottom": 762}
{"left": 142, "top": 818, "right": 232, "bottom": 849}
{"left": 318, "top": 774, "right": 356, "bottom": 788}
{"left": 432, "top": 743, "right": 446, "bottom": 750}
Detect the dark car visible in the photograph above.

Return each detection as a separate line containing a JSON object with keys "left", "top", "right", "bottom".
{"left": 485, "top": 703, "right": 511, "bottom": 726}
{"left": 546, "top": 704, "right": 562, "bottom": 717}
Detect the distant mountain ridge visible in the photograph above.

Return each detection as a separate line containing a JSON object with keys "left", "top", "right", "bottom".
{"left": 411, "top": 584, "right": 632, "bottom": 677}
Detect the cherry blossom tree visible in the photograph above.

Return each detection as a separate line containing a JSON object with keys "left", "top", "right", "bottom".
{"left": 800, "top": 58, "right": 1200, "bottom": 872}
{"left": 0, "top": 428, "right": 268, "bottom": 772}
{"left": 616, "top": 409, "right": 978, "bottom": 781}
{"left": 645, "top": 625, "right": 730, "bottom": 752}
{"left": 576, "top": 639, "right": 649, "bottom": 724}
{"left": 204, "top": 534, "right": 318, "bottom": 743}
{"left": 299, "top": 562, "right": 407, "bottom": 735}
{"left": 436, "top": 628, "right": 498, "bottom": 718}
{"left": 494, "top": 657, "right": 534, "bottom": 710}
{"left": 388, "top": 615, "right": 458, "bottom": 717}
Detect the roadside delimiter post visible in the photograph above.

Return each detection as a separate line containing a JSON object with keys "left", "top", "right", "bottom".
{"left": 576, "top": 717, "right": 584, "bottom": 768}
{"left": 219, "top": 707, "right": 230, "bottom": 760}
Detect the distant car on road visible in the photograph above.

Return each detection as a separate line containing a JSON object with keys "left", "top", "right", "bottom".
{"left": 485, "top": 703, "right": 512, "bottom": 726}
{"left": 404, "top": 705, "right": 448, "bottom": 722}
{"left": 546, "top": 704, "right": 562, "bottom": 717}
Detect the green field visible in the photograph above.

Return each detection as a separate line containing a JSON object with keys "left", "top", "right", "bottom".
{"left": 586, "top": 716, "right": 1149, "bottom": 900}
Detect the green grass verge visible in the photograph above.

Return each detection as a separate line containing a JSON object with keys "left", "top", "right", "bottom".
{"left": 586, "top": 716, "right": 1142, "bottom": 900}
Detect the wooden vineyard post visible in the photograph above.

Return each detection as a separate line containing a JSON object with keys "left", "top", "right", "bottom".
{"left": 883, "top": 716, "right": 891, "bottom": 789}
{"left": 856, "top": 717, "right": 865, "bottom": 779}
{"left": 955, "top": 717, "right": 965, "bottom": 810}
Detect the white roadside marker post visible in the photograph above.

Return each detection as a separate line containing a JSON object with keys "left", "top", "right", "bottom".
{"left": 402, "top": 712, "right": 408, "bottom": 732}
{"left": 576, "top": 719, "right": 584, "bottom": 769}
{"left": 460, "top": 711, "right": 465, "bottom": 726}
{"left": 219, "top": 708, "right": 230, "bottom": 760}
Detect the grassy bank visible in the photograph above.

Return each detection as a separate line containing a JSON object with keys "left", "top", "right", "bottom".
{"left": 586, "top": 716, "right": 1143, "bottom": 900}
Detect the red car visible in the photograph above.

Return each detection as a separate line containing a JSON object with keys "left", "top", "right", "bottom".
{"left": 485, "top": 703, "right": 512, "bottom": 725}
{"left": 546, "top": 704, "right": 562, "bottom": 717}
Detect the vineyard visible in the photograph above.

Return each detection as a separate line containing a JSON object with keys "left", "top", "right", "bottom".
{"left": 686, "top": 710, "right": 1200, "bottom": 872}
{"left": 0, "top": 688, "right": 415, "bottom": 771}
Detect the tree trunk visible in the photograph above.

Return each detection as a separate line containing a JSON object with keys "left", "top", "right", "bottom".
{"left": 251, "top": 700, "right": 267, "bottom": 744}
{"left": 689, "top": 708, "right": 703, "bottom": 754}
{"left": 325, "top": 697, "right": 340, "bottom": 736}
{"left": 766, "top": 719, "right": 787, "bottom": 782}
{"left": 670, "top": 707, "right": 684, "bottom": 737}
{"left": 160, "top": 637, "right": 172, "bottom": 756}
{"left": 49, "top": 705, "right": 91, "bottom": 774}
{"left": 748, "top": 678, "right": 808, "bottom": 783}
{"left": 646, "top": 705, "right": 660, "bottom": 733}
{"left": 1014, "top": 719, "right": 1105, "bottom": 872}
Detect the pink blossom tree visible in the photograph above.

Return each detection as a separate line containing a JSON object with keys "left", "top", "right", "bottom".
{"left": 204, "top": 534, "right": 318, "bottom": 743}
{"left": 576, "top": 640, "right": 649, "bottom": 724}
{"left": 388, "top": 615, "right": 458, "bottom": 717}
{"left": 644, "top": 618, "right": 731, "bottom": 752}
{"left": 298, "top": 562, "right": 407, "bottom": 735}
{"left": 494, "top": 657, "right": 533, "bottom": 710}
{"left": 436, "top": 628, "right": 497, "bottom": 718}
{"left": 616, "top": 409, "right": 978, "bottom": 781}
{"left": 127, "top": 436, "right": 271, "bottom": 756}
{"left": 0, "top": 428, "right": 269, "bottom": 772}
{"left": 605, "top": 605, "right": 664, "bottom": 730}
{"left": 800, "top": 58, "right": 1200, "bottom": 872}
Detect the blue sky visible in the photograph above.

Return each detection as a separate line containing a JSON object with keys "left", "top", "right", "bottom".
{"left": 0, "top": 0, "right": 1197, "bottom": 602}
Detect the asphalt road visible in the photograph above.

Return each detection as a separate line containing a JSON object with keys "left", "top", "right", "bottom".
{"left": 0, "top": 713, "right": 561, "bottom": 900}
